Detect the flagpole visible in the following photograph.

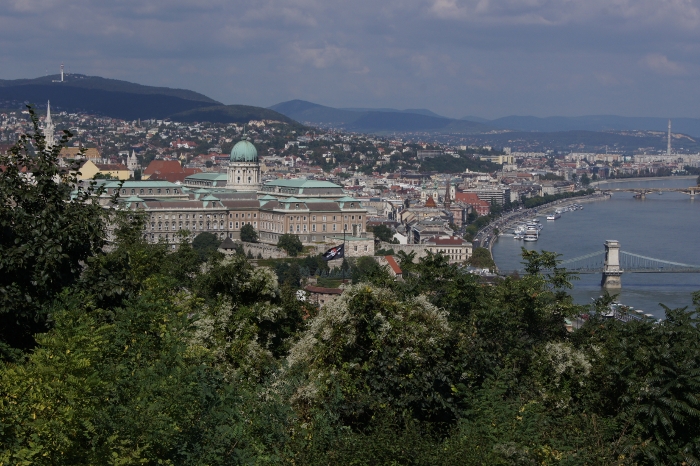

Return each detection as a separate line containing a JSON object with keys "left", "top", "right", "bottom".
{"left": 343, "top": 225, "right": 347, "bottom": 284}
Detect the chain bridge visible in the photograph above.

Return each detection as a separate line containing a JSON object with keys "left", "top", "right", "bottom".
{"left": 604, "top": 186, "right": 700, "bottom": 199}
{"left": 552, "top": 240, "right": 700, "bottom": 288}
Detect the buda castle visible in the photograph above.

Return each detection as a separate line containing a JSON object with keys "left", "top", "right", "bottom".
{"left": 95, "top": 136, "right": 367, "bottom": 247}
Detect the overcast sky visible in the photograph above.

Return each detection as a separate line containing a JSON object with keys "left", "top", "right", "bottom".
{"left": 2, "top": 0, "right": 700, "bottom": 119}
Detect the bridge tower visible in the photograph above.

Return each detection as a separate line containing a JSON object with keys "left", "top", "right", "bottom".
{"left": 601, "top": 240, "right": 623, "bottom": 288}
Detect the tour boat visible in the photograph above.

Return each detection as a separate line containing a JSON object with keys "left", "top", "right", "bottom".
{"left": 523, "top": 228, "right": 539, "bottom": 242}
{"left": 546, "top": 212, "right": 561, "bottom": 221}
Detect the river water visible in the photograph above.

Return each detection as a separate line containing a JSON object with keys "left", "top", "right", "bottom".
{"left": 491, "top": 177, "right": 700, "bottom": 318}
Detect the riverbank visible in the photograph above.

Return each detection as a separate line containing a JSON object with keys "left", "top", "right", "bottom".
{"left": 472, "top": 191, "right": 610, "bottom": 261}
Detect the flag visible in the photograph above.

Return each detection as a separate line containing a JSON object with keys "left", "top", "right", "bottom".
{"left": 322, "top": 244, "right": 345, "bottom": 261}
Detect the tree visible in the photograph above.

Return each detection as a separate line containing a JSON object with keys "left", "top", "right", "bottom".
{"left": 0, "top": 106, "right": 109, "bottom": 359}
{"left": 192, "top": 232, "right": 220, "bottom": 261}
{"left": 351, "top": 256, "right": 392, "bottom": 286}
{"left": 240, "top": 223, "right": 258, "bottom": 243}
{"left": 368, "top": 224, "right": 394, "bottom": 243}
{"left": 0, "top": 282, "right": 285, "bottom": 464}
{"left": 283, "top": 284, "right": 458, "bottom": 429}
{"left": 581, "top": 173, "right": 591, "bottom": 185}
{"left": 277, "top": 233, "right": 303, "bottom": 257}
{"left": 468, "top": 247, "right": 495, "bottom": 269}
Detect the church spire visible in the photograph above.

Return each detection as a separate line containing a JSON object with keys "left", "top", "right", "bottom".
{"left": 44, "top": 100, "right": 55, "bottom": 148}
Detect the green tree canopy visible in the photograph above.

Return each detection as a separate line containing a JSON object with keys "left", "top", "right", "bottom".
{"left": 467, "top": 247, "right": 495, "bottom": 269}
{"left": 240, "top": 223, "right": 258, "bottom": 243}
{"left": 277, "top": 233, "right": 303, "bottom": 257}
{"left": 0, "top": 107, "right": 109, "bottom": 359}
{"left": 192, "top": 232, "right": 220, "bottom": 261}
{"left": 368, "top": 224, "right": 394, "bottom": 243}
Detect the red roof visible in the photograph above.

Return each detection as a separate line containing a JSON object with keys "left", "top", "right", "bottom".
{"left": 384, "top": 256, "right": 402, "bottom": 275}
{"left": 426, "top": 235, "right": 469, "bottom": 246}
{"left": 143, "top": 160, "right": 184, "bottom": 176}
{"left": 144, "top": 160, "right": 201, "bottom": 183}
{"left": 425, "top": 195, "right": 437, "bottom": 208}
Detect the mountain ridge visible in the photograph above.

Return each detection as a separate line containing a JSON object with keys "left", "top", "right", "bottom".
{"left": 269, "top": 99, "right": 488, "bottom": 134}
{"left": 0, "top": 74, "right": 295, "bottom": 125}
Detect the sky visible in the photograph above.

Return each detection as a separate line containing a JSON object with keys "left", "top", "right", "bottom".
{"left": 2, "top": 0, "right": 700, "bottom": 119}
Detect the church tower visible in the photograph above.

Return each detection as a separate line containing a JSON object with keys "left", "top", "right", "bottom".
{"left": 44, "top": 101, "right": 55, "bottom": 148}
{"left": 127, "top": 150, "right": 139, "bottom": 171}
{"left": 226, "top": 134, "right": 261, "bottom": 191}
{"left": 444, "top": 181, "right": 451, "bottom": 209}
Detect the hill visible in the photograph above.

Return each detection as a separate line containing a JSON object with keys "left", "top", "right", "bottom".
{"left": 0, "top": 74, "right": 300, "bottom": 125}
{"left": 462, "top": 114, "right": 700, "bottom": 138}
{"left": 0, "top": 74, "right": 219, "bottom": 102}
{"left": 269, "top": 100, "right": 360, "bottom": 125}
{"left": 270, "top": 99, "right": 488, "bottom": 134}
{"left": 169, "top": 104, "right": 301, "bottom": 126}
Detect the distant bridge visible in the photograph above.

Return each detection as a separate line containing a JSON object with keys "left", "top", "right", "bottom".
{"left": 507, "top": 240, "right": 700, "bottom": 289}
{"left": 559, "top": 249, "right": 700, "bottom": 274}
{"left": 605, "top": 186, "right": 700, "bottom": 199}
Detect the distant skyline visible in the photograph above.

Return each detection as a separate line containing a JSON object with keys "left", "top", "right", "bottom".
{"left": 2, "top": 1, "right": 700, "bottom": 119}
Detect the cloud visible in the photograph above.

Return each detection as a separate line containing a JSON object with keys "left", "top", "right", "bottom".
{"left": 641, "top": 53, "right": 686, "bottom": 76}
{"left": 2, "top": 0, "right": 700, "bottom": 117}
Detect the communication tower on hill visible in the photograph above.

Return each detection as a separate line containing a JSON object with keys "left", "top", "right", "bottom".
{"left": 667, "top": 119, "right": 672, "bottom": 156}
{"left": 51, "top": 64, "right": 65, "bottom": 83}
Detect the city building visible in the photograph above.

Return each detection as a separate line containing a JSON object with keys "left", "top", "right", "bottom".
{"left": 424, "top": 235, "right": 472, "bottom": 264}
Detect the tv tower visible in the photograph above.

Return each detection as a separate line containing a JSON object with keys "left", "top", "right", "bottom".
{"left": 667, "top": 119, "right": 672, "bottom": 156}
{"left": 52, "top": 63, "right": 65, "bottom": 83}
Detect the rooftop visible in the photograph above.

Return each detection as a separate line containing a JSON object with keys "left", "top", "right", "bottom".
{"left": 264, "top": 179, "right": 341, "bottom": 189}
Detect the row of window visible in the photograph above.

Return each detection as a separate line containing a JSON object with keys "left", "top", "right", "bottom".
{"left": 150, "top": 221, "right": 257, "bottom": 231}
{"left": 150, "top": 212, "right": 257, "bottom": 220}
{"left": 121, "top": 188, "right": 179, "bottom": 195}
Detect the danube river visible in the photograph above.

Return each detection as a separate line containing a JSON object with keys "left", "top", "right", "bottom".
{"left": 491, "top": 177, "right": 700, "bottom": 318}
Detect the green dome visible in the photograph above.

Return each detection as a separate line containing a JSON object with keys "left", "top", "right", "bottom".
{"left": 230, "top": 139, "right": 258, "bottom": 162}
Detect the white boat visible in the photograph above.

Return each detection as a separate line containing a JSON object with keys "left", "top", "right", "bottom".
{"left": 546, "top": 212, "right": 561, "bottom": 220}
{"left": 523, "top": 228, "right": 539, "bottom": 242}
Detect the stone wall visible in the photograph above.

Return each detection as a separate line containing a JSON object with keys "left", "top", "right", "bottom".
{"left": 243, "top": 242, "right": 288, "bottom": 259}
{"left": 310, "top": 238, "right": 375, "bottom": 258}
{"left": 220, "top": 241, "right": 288, "bottom": 259}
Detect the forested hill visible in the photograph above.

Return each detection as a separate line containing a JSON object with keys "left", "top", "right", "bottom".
{"left": 0, "top": 74, "right": 218, "bottom": 103}
{"left": 0, "top": 74, "right": 297, "bottom": 124}
{"left": 270, "top": 99, "right": 489, "bottom": 134}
